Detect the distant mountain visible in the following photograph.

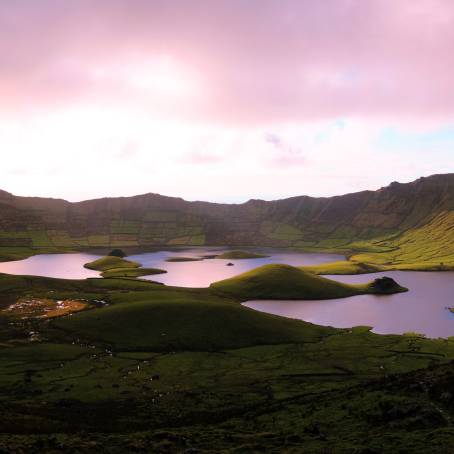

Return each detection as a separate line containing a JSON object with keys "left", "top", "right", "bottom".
{"left": 1, "top": 174, "right": 454, "bottom": 266}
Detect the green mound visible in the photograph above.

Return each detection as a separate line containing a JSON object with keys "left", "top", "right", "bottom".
{"left": 101, "top": 267, "right": 167, "bottom": 278}
{"left": 84, "top": 256, "right": 140, "bottom": 272}
{"left": 165, "top": 257, "right": 203, "bottom": 262}
{"left": 210, "top": 264, "right": 406, "bottom": 300}
{"left": 53, "top": 290, "right": 329, "bottom": 351}
{"left": 85, "top": 256, "right": 166, "bottom": 279}
{"left": 300, "top": 260, "right": 384, "bottom": 275}
{"left": 216, "top": 250, "right": 269, "bottom": 259}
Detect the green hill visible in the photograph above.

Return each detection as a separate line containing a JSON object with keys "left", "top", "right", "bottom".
{"left": 210, "top": 264, "right": 406, "bottom": 300}
{"left": 53, "top": 289, "right": 331, "bottom": 351}
{"left": 84, "top": 256, "right": 140, "bottom": 271}
{"left": 84, "top": 256, "right": 166, "bottom": 278}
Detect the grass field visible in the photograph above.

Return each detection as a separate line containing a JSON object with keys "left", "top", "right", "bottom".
{"left": 0, "top": 270, "right": 453, "bottom": 452}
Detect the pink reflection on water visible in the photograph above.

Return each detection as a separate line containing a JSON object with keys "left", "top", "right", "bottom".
{"left": 244, "top": 271, "right": 454, "bottom": 338}
{"left": 0, "top": 253, "right": 101, "bottom": 279}
{"left": 129, "top": 248, "right": 344, "bottom": 287}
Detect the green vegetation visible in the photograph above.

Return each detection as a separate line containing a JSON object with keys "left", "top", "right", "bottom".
{"left": 84, "top": 256, "right": 166, "bottom": 279}
{"left": 2, "top": 175, "right": 454, "bottom": 450}
{"left": 216, "top": 250, "right": 269, "bottom": 259}
{"left": 100, "top": 267, "right": 167, "bottom": 278}
{"left": 108, "top": 248, "right": 127, "bottom": 258}
{"left": 1, "top": 174, "right": 454, "bottom": 271}
{"left": 0, "top": 271, "right": 451, "bottom": 452}
{"left": 165, "top": 256, "right": 203, "bottom": 262}
{"left": 0, "top": 246, "right": 68, "bottom": 262}
{"left": 300, "top": 260, "right": 385, "bottom": 275}
{"left": 84, "top": 255, "right": 140, "bottom": 271}
{"left": 210, "top": 264, "right": 406, "bottom": 300}
{"left": 54, "top": 290, "right": 327, "bottom": 351}
{"left": 351, "top": 211, "right": 454, "bottom": 270}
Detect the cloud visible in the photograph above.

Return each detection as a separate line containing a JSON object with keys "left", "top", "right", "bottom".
{"left": 265, "top": 132, "right": 306, "bottom": 167}
{"left": 1, "top": 0, "right": 454, "bottom": 123}
{"left": 1, "top": 1, "right": 454, "bottom": 203}
{"left": 181, "top": 152, "right": 223, "bottom": 165}
{"left": 115, "top": 140, "right": 139, "bottom": 159}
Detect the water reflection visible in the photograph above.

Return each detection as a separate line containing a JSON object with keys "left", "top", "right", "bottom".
{"left": 0, "top": 253, "right": 101, "bottom": 279}
{"left": 129, "top": 248, "right": 344, "bottom": 287}
{"left": 2, "top": 249, "right": 453, "bottom": 338}
{"left": 244, "top": 271, "right": 454, "bottom": 338}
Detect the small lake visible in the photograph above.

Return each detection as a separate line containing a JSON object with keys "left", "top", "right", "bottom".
{"left": 0, "top": 247, "right": 344, "bottom": 284}
{"left": 0, "top": 253, "right": 102, "bottom": 279}
{"left": 244, "top": 271, "right": 454, "bottom": 338}
{"left": 128, "top": 248, "right": 344, "bottom": 287}
{"left": 1, "top": 248, "right": 454, "bottom": 338}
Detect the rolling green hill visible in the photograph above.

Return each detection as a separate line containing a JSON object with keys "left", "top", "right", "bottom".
{"left": 210, "top": 264, "right": 406, "bottom": 299}
{"left": 84, "top": 256, "right": 140, "bottom": 271}
{"left": 0, "top": 174, "right": 454, "bottom": 269}
{"left": 84, "top": 255, "right": 166, "bottom": 278}
{"left": 0, "top": 273, "right": 453, "bottom": 452}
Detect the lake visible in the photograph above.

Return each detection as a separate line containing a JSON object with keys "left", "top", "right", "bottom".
{"left": 0, "top": 252, "right": 102, "bottom": 279}
{"left": 0, "top": 248, "right": 453, "bottom": 338}
{"left": 244, "top": 271, "right": 454, "bottom": 338}
{"left": 0, "top": 247, "right": 344, "bottom": 284}
{"left": 128, "top": 247, "right": 344, "bottom": 287}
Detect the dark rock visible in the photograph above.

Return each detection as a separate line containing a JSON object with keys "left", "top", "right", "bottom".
{"left": 226, "top": 262, "right": 234, "bottom": 266}
{"left": 371, "top": 276, "right": 402, "bottom": 293}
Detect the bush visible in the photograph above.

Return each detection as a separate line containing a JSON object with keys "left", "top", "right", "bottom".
{"left": 108, "top": 249, "right": 126, "bottom": 258}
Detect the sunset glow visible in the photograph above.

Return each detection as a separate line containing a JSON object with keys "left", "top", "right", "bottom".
{"left": 1, "top": 0, "right": 453, "bottom": 201}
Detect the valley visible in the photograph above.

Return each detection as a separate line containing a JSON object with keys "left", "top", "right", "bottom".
{"left": 1, "top": 174, "right": 454, "bottom": 271}
{"left": 1, "top": 175, "right": 454, "bottom": 452}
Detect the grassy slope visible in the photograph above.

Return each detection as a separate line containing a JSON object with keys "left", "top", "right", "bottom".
{"left": 1, "top": 209, "right": 453, "bottom": 273}
{"left": 300, "top": 260, "right": 385, "bottom": 275}
{"left": 210, "top": 264, "right": 406, "bottom": 300}
{"left": 84, "top": 256, "right": 140, "bottom": 271}
{"left": 1, "top": 273, "right": 454, "bottom": 452}
{"left": 54, "top": 290, "right": 330, "bottom": 351}
{"left": 351, "top": 211, "right": 454, "bottom": 270}
{"left": 100, "top": 267, "right": 167, "bottom": 278}
{"left": 1, "top": 175, "right": 453, "bottom": 271}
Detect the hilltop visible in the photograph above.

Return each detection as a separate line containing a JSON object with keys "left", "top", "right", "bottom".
{"left": 210, "top": 264, "right": 407, "bottom": 300}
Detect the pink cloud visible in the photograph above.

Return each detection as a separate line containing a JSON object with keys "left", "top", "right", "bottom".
{"left": 265, "top": 133, "right": 306, "bottom": 167}
{"left": 181, "top": 152, "right": 223, "bottom": 165}
{"left": 115, "top": 140, "right": 139, "bottom": 159}
{"left": 0, "top": 0, "right": 454, "bottom": 123}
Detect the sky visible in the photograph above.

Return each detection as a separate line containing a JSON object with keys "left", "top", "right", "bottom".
{"left": 1, "top": 0, "right": 454, "bottom": 203}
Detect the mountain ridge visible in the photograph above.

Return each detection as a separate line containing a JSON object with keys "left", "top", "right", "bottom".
{"left": 2, "top": 172, "right": 452, "bottom": 206}
{"left": 0, "top": 173, "right": 453, "bottom": 267}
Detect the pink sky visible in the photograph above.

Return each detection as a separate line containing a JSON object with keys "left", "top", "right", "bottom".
{"left": 1, "top": 0, "right": 454, "bottom": 202}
